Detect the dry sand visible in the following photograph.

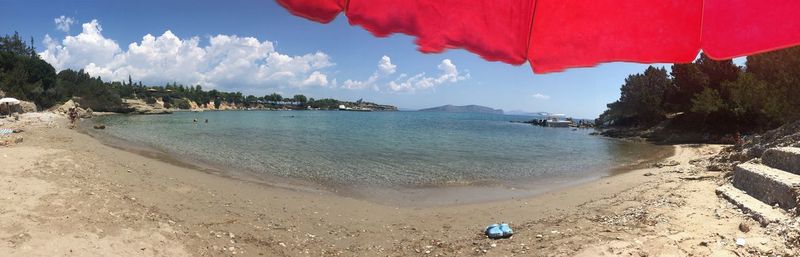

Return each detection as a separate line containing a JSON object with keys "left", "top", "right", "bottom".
{"left": 1, "top": 113, "right": 796, "bottom": 256}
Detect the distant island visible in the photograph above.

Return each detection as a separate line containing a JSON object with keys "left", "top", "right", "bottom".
{"left": 418, "top": 105, "right": 503, "bottom": 114}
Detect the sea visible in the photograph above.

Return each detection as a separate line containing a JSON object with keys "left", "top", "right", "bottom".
{"left": 89, "top": 110, "right": 671, "bottom": 206}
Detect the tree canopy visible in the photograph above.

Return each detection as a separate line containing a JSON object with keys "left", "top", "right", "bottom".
{"left": 599, "top": 49, "right": 800, "bottom": 134}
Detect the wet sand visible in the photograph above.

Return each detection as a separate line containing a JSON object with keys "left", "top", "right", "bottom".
{"left": 1, "top": 113, "right": 795, "bottom": 256}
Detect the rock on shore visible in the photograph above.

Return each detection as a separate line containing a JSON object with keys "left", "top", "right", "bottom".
{"left": 714, "top": 120, "right": 800, "bottom": 168}
{"left": 122, "top": 99, "right": 172, "bottom": 115}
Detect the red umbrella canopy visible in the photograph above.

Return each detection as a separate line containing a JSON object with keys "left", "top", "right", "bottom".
{"left": 277, "top": 0, "right": 800, "bottom": 73}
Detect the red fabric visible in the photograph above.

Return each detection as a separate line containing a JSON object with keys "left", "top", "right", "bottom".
{"left": 275, "top": 0, "right": 345, "bottom": 24}
{"left": 276, "top": 0, "right": 800, "bottom": 73}
{"left": 702, "top": 0, "right": 800, "bottom": 60}
{"left": 528, "top": 0, "right": 702, "bottom": 73}
{"left": 346, "top": 0, "right": 535, "bottom": 65}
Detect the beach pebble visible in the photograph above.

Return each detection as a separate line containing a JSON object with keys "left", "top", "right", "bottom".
{"left": 536, "top": 234, "right": 543, "bottom": 238}
{"left": 739, "top": 223, "right": 750, "bottom": 233}
{"left": 735, "top": 238, "right": 746, "bottom": 247}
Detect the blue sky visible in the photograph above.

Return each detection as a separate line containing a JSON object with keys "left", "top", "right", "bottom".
{"left": 0, "top": 0, "right": 736, "bottom": 118}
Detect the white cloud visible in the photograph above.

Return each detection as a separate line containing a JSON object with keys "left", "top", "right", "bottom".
{"left": 301, "top": 71, "right": 329, "bottom": 87}
{"left": 387, "top": 59, "right": 468, "bottom": 93}
{"left": 340, "top": 55, "right": 394, "bottom": 90}
{"left": 39, "top": 19, "right": 468, "bottom": 94}
{"left": 532, "top": 93, "right": 551, "bottom": 100}
{"left": 341, "top": 73, "right": 379, "bottom": 90}
{"left": 42, "top": 20, "right": 122, "bottom": 71}
{"left": 343, "top": 57, "right": 468, "bottom": 93}
{"left": 377, "top": 55, "right": 396, "bottom": 74}
{"left": 54, "top": 15, "right": 75, "bottom": 33}
{"left": 40, "top": 19, "right": 334, "bottom": 91}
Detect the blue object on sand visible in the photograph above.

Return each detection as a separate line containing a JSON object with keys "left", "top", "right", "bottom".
{"left": 485, "top": 224, "right": 503, "bottom": 239}
{"left": 499, "top": 223, "right": 513, "bottom": 237}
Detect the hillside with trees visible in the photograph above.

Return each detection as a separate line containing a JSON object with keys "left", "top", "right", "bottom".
{"left": 0, "top": 32, "right": 394, "bottom": 113}
{"left": 597, "top": 49, "right": 800, "bottom": 143}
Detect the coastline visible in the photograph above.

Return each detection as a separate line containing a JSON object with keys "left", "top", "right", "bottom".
{"left": 2, "top": 113, "right": 793, "bottom": 256}
{"left": 80, "top": 114, "right": 675, "bottom": 207}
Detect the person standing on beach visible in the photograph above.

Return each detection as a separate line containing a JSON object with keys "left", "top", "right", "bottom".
{"left": 68, "top": 107, "right": 78, "bottom": 128}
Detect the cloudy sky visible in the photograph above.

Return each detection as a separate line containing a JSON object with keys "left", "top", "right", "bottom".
{"left": 0, "top": 0, "right": 737, "bottom": 118}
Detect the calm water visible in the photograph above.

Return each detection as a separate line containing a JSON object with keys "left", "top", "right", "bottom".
{"left": 92, "top": 111, "right": 667, "bottom": 197}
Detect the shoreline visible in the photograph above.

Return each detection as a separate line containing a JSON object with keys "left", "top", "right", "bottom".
{"left": 77, "top": 119, "right": 335, "bottom": 196}
{"left": 2, "top": 113, "right": 793, "bottom": 256}
{"left": 80, "top": 114, "right": 675, "bottom": 208}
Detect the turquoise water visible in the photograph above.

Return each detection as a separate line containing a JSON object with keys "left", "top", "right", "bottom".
{"left": 92, "top": 111, "right": 666, "bottom": 191}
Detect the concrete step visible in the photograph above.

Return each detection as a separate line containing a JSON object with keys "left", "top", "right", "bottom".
{"left": 732, "top": 162, "right": 800, "bottom": 210}
{"left": 762, "top": 147, "right": 800, "bottom": 175}
{"left": 716, "top": 185, "right": 789, "bottom": 226}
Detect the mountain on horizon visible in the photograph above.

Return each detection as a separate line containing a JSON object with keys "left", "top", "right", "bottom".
{"left": 418, "top": 105, "right": 503, "bottom": 114}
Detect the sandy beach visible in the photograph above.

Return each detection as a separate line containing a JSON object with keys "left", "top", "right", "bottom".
{"left": 1, "top": 113, "right": 795, "bottom": 256}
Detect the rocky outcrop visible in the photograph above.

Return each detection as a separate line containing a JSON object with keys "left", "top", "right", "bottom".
{"left": 360, "top": 102, "right": 397, "bottom": 112}
{"left": 154, "top": 99, "right": 166, "bottom": 109}
{"left": 122, "top": 99, "right": 171, "bottom": 115}
{"left": 56, "top": 99, "right": 79, "bottom": 114}
{"left": 713, "top": 120, "right": 800, "bottom": 168}
{"left": 19, "top": 101, "right": 36, "bottom": 113}
{"left": 188, "top": 100, "right": 202, "bottom": 110}
{"left": 55, "top": 99, "right": 92, "bottom": 118}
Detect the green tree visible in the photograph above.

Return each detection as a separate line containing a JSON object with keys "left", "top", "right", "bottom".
{"left": 690, "top": 88, "right": 725, "bottom": 115}
{"left": 666, "top": 62, "right": 708, "bottom": 112}
{"left": 744, "top": 46, "right": 800, "bottom": 123}
{"left": 724, "top": 73, "right": 769, "bottom": 117}
{"left": 0, "top": 33, "right": 60, "bottom": 108}
{"left": 293, "top": 94, "right": 307, "bottom": 105}
{"left": 695, "top": 54, "right": 740, "bottom": 91}
{"left": 614, "top": 66, "right": 671, "bottom": 124}
{"left": 266, "top": 93, "right": 282, "bottom": 103}
{"left": 0, "top": 32, "right": 31, "bottom": 56}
